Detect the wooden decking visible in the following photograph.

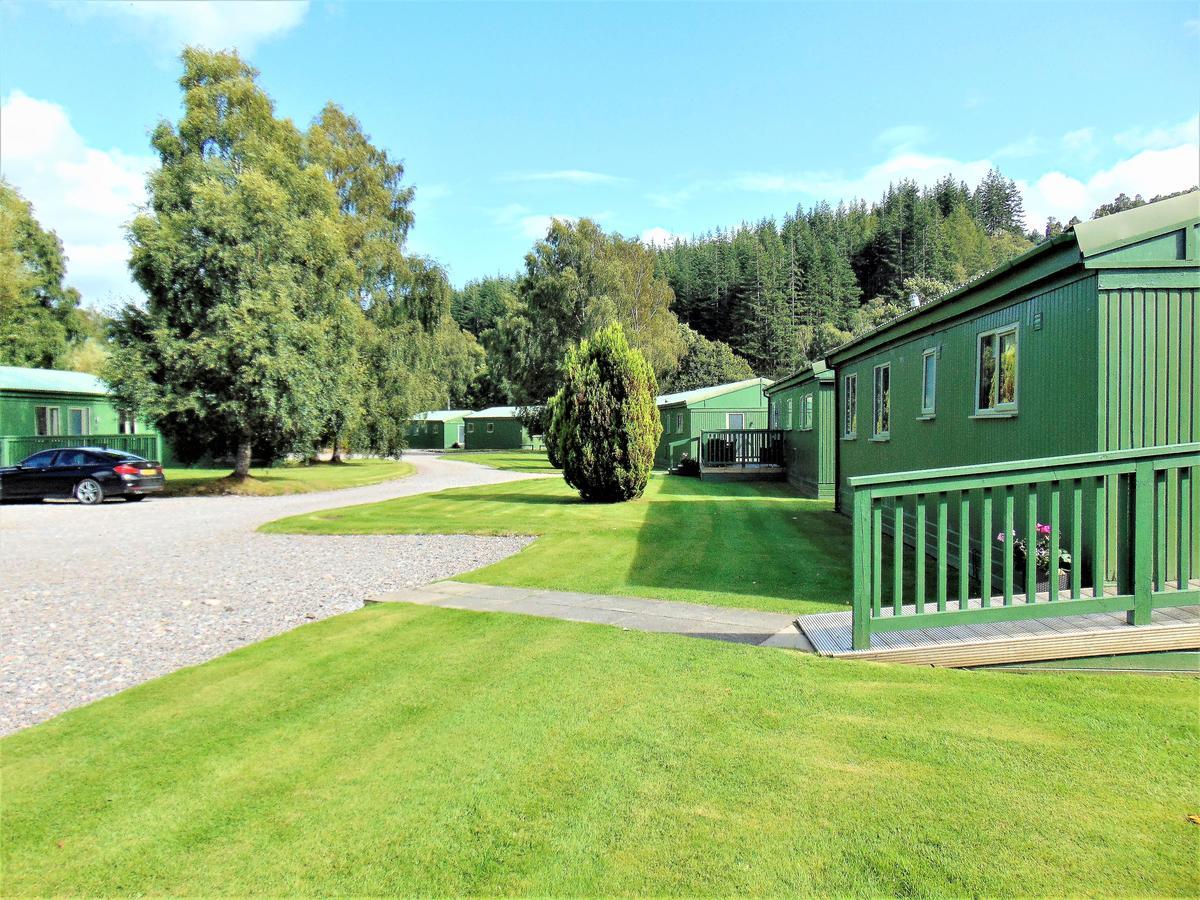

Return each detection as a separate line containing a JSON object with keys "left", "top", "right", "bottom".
{"left": 797, "top": 601, "right": 1200, "bottom": 667}
{"left": 700, "top": 463, "right": 784, "bottom": 480}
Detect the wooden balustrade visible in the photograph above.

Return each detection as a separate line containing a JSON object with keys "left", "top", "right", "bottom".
{"left": 850, "top": 443, "right": 1200, "bottom": 649}
{"left": 698, "top": 429, "right": 785, "bottom": 468}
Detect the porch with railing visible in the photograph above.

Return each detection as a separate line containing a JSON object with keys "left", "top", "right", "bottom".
{"left": 844, "top": 442, "right": 1199, "bottom": 652}
{"left": 698, "top": 428, "right": 785, "bottom": 477}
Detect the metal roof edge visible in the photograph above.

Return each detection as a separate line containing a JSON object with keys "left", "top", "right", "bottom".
{"left": 1072, "top": 191, "right": 1200, "bottom": 258}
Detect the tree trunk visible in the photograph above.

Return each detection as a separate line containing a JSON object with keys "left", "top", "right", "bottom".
{"left": 330, "top": 429, "right": 344, "bottom": 464}
{"left": 234, "top": 435, "right": 253, "bottom": 479}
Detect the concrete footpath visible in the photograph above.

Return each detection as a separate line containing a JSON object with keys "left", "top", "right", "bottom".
{"left": 369, "top": 581, "right": 815, "bottom": 651}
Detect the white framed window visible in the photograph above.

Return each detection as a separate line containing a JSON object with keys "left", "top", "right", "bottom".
{"left": 118, "top": 410, "right": 137, "bottom": 435}
{"left": 872, "top": 364, "right": 890, "bottom": 439}
{"left": 726, "top": 412, "right": 744, "bottom": 430}
{"left": 770, "top": 400, "right": 780, "bottom": 428}
{"left": 675, "top": 412, "right": 684, "bottom": 433}
{"left": 486, "top": 422, "right": 495, "bottom": 433}
{"left": 34, "top": 406, "right": 61, "bottom": 436}
{"left": 785, "top": 398, "right": 793, "bottom": 430}
{"left": 466, "top": 422, "right": 475, "bottom": 433}
{"left": 800, "top": 393, "right": 814, "bottom": 431}
{"left": 842, "top": 374, "right": 857, "bottom": 438}
{"left": 921, "top": 349, "right": 937, "bottom": 416}
{"left": 976, "top": 324, "right": 1019, "bottom": 414}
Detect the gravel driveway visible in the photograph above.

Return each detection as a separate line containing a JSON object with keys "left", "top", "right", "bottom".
{"left": 0, "top": 453, "right": 543, "bottom": 735}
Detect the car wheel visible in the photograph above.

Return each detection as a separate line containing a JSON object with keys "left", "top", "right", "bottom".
{"left": 124, "top": 494, "right": 146, "bottom": 502}
{"left": 75, "top": 478, "right": 105, "bottom": 505}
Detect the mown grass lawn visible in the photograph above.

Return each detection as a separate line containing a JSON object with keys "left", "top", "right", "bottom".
{"left": 3, "top": 605, "right": 1196, "bottom": 896}
{"left": 440, "top": 449, "right": 558, "bottom": 473}
{"left": 161, "top": 459, "right": 414, "bottom": 497}
{"left": 265, "top": 474, "right": 850, "bottom": 614}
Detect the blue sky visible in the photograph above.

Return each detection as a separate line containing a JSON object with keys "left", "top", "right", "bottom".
{"left": 2, "top": 1, "right": 1197, "bottom": 307}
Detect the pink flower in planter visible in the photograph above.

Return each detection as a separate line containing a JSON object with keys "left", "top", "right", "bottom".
{"left": 1036, "top": 523, "right": 1052, "bottom": 536}
{"left": 996, "top": 531, "right": 1005, "bottom": 542}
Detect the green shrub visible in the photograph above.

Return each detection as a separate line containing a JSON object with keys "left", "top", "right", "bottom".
{"left": 553, "top": 322, "right": 661, "bottom": 502}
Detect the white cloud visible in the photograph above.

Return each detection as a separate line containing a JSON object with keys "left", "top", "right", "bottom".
{"left": 994, "top": 135, "right": 1044, "bottom": 159}
{"left": 648, "top": 185, "right": 702, "bottom": 209}
{"left": 727, "top": 128, "right": 1198, "bottom": 234}
{"left": 1114, "top": 115, "right": 1199, "bottom": 151}
{"left": 61, "top": 0, "right": 309, "bottom": 53}
{"left": 732, "top": 152, "right": 994, "bottom": 203}
{"left": 1020, "top": 143, "right": 1200, "bottom": 228}
{"left": 410, "top": 183, "right": 449, "bottom": 216}
{"left": 1061, "top": 127, "right": 1097, "bottom": 160}
{"left": 518, "top": 214, "right": 576, "bottom": 239}
{"left": 501, "top": 169, "right": 627, "bottom": 185}
{"left": 1, "top": 91, "right": 155, "bottom": 306}
{"left": 640, "top": 227, "right": 685, "bottom": 248}
{"left": 875, "top": 125, "right": 929, "bottom": 150}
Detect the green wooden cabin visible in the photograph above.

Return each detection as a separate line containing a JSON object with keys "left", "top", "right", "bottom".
{"left": 827, "top": 191, "right": 1198, "bottom": 515}
{"left": 764, "top": 362, "right": 836, "bottom": 498}
{"left": 463, "top": 407, "right": 539, "bottom": 450}
{"left": 0, "top": 366, "right": 163, "bottom": 466}
{"left": 405, "top": 410, "right": 471, "bottom": 450}
{"left": 767, "top": 193, "right": 1200, "bottom": 623}
{"left": 758, "top": 193, "right": 1199, "bottom": 650}
{"left": 655, "top": 377, "right": 772, "bottom": 469}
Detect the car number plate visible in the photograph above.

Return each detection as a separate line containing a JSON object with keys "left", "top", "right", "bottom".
{"left": 140, "top": 468, "right": 159, "bottom": 475}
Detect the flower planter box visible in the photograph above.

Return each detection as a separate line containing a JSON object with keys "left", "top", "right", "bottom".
{"left": 1034, "top": 567, "right": 1070, "bottom": 596}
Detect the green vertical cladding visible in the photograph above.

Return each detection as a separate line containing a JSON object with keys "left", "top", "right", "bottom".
{"left": 1098, "top": 286, "right": 1198, "bottom": 451}
{"left": 835, "top": 273, "right": 1102, "bottom": 513}
{"left": 654, "top": 379, "right": 770, "bottom": 469}
{"left": 1097, "top": 282, "right": 1200, "bottom": 582}
{"left": 463, "top": 409, "right": 535, "bottom": 450}
{"left": 765, "top": 373, "right": 835, "bottom": 498}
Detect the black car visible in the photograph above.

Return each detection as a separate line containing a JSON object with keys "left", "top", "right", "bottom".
{"left": 0, "top": 448, "right": 166, "bottom": 505}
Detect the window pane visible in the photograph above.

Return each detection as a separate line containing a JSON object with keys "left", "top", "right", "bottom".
{"left": 844, "top": 376, "right": 856, "bottom": 435}
{"left": 874, "top": 366, "right": 890, "bottom": 435}
{"left": 35, "top": 407, "right": 48, "bottom": 436}
{"left": 922, "top": 353, "right": 936, "bottom": 412}
{"left": 728, "top": 413, "right": 744, "bottom": 430}
{"left": 978, "top": 337, "right": 996, "bottom": 409}
{"left": 22, "top": 450, "right": 58, "bottom": 467}
{"left": 998, "top": 331, "right": 1017, "bottom": 404}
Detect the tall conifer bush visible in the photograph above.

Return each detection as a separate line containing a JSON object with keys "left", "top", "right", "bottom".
{"left": 554, "top": 322, "right": 661, "bottom": 502}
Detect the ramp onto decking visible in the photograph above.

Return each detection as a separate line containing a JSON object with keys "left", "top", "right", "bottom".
{"left": 796, "top": 603, "right": 1200, "bottom": 667}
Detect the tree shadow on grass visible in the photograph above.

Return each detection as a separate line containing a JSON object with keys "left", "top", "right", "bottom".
{"left": 625, "top": 474, "right": 856, "bottom": 610}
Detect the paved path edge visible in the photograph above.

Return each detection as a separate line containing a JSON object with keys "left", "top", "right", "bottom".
{"left": 369, "top": 581, "right": 815, "bottom": 651}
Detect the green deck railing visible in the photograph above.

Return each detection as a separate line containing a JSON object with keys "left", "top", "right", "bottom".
{"left": 698, "top": 429, "right": 785, "bottom": 467}
{"left": 849, "top": 443, "right": 1200, "bottom": 650}
{"left": 0, "top": 434, "right": 163, "bottom": 467}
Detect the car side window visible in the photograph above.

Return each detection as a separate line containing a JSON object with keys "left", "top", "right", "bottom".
{"left": 57, "top": 450, "right": 92, "bottom": 466}
{"left": 21, "top": 451, "right": 58, "bottom": 467}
